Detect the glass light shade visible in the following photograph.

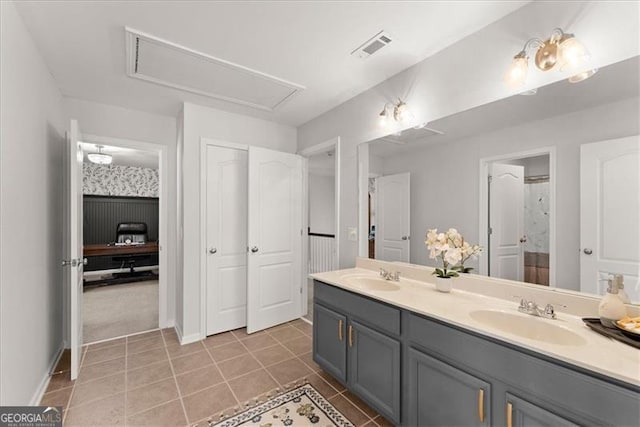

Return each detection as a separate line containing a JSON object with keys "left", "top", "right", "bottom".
{"left": 568, "top": 68, "right": 598, "bottom": 83}
{"left": 378, "top": 111, "right": 388, "bottom": 128}
{"left": 396, "top": 105, "right": 414, "bottom": 123}
{"left": 558, "top": 36, "right": 590, "bottom": 72}
{"left": 504, "top": 56, "right": 529, "bottom": 88}
{"left": 87, "top": 152, "right": 113, "bottom": 165}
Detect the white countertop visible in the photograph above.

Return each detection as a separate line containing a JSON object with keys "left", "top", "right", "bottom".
{"left": 310, "top": 266, "right": 640, "bottom": 388}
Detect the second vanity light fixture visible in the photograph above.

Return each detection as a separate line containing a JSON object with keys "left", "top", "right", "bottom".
{"left": 505, "top": 28, "right": 598, "bottom": 88}
{"left": 378, "top": 99, "right": 414, "bottom": 128}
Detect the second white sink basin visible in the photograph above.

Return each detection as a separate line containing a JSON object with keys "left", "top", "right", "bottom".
{"left": 343, "top": 275, "right": 401, "bottom": 291}
{"left": 469, "top": 310, "right": 587, "bottom": 346}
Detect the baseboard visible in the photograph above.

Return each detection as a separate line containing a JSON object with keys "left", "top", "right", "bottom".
{"left": 174, "top": 323, "right": 200, "bottom": 345}
{"left": 300, "top": 317, "right": 312, "bottom": 325}
{"left": 30, "top": 342, "right": 64, "bottom": 406}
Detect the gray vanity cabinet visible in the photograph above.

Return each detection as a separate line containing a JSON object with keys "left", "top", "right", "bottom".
{"left": 314, "top": 279, "right": 640, "bottom": 427}
{"left": 313, "top": 281, "right": 402, "bottom": 424}
{"left": 408, "top": 348, "right": 491, "bottom": 427}
{"left": 506, "top": 394, "right": 578, "bottom": 427}
{"left": 313, "top": 303, "right": 347, "bottom": 382}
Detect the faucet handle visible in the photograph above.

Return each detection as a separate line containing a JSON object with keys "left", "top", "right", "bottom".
{"left": 379, "top": 268, "right": 386, "bottom": 277}
{"left": 393, "top": 271, "right": 400, "bottom": 281}
{"left": 544, "top": 304, "right": 556, "bottom": 319}
{"left": 518, "top": 298, "right": 528, "bottom": 309}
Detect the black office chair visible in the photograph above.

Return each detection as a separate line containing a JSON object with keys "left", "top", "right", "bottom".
{"left": 116, "top": 222, "right": 148, "bottom": 244}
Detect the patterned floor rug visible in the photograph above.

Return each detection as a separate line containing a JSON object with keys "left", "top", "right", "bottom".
{"left": 208, "top": 384, "right": 354, "bottom": 427}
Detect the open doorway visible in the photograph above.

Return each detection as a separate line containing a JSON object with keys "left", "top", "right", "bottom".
{"left": 300, "top": 137, "right": 340, "bottom": 322}
{"left": 480, "top": 150, "right": 555, "bottom": 286}
{"left": 80, "top": 142, "right": 160, "bottom": 343}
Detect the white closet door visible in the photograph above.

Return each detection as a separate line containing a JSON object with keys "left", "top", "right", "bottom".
{"left": 247, "top": 147, "right": 303, "bottom": 333}
{"left": 375, "top": 173, "right": 410, "bottom": 262}
{"left": 580, "top": 136, "right": 640, "bottom": 300}
{"left": 205, "top": 145, "right": 248, "bottom": 335}
{"left": 489, "top": 163, "right": 525, "bottom": 281}
{"left": 67, "top": 120, "right": 83, "bottom": 380}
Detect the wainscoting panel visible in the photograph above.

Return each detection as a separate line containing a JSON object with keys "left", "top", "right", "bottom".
{"left": 83, "top": 196, "right": 159, "bottom": 244}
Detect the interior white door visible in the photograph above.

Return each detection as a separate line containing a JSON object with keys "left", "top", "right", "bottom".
{"left": 489, "top": 163, "right": 525, "bottom": 281}
{"left": 205, "top": 145, "right": 248, "bottom": 335}
{"left": 375, "top": 173, "right": 410, "bottom": 262}
{"left": 247, "top": 147, "right": 303, "bottom": 333}
{"left": 580, "top": 136, "right": 640, "bottom": 300}
{"left": 66, "top": 120, "right": 84, "bottom": 380}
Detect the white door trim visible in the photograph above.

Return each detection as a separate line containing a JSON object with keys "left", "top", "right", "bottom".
{"left": 298, "top": 137, "right": 341, "bottom": 315}
{"left": 478, "top": 146, "right": 557, "bottom": 286}
{"left": 199, "top": 137, "right": 249, "bottom": 339}
{"left": 357, "top": 143, "right": 370, "bottom": 258}
{"left": 81, "top": 133, "right": 170, "bottom": 329}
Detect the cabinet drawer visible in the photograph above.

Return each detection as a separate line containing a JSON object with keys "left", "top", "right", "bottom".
{"left": 315, "top": 280, "right": 400, "bottom": 336}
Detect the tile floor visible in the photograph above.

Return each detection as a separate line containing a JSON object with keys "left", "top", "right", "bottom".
{"left": 41, "top": 319, "right": 391, "bottom": 426}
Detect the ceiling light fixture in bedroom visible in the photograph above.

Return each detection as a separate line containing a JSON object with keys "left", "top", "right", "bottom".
{"left": 87, "top": 145, "right": 113, "bottom": 165}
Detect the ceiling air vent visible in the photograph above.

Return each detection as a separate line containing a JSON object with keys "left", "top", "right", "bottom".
{"left": 351, "top": 31, "right": 393, "bottom": 59}
{"left": 125, "top": 27, "right": 305, "bottom": 111}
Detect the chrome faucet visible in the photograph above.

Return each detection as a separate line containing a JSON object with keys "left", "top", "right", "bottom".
{"left": 379, "top": 268, "right": 400, "bottom": 281}
{"left": 518, "top": 298, "right": 556, "bottom": 319}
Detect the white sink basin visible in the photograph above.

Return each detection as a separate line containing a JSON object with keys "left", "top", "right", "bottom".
{"left": 342, "top": 275, "right": 401, "bottom": 291}
{"left": 469, "top": 310, "right": 587, "bottom": 346}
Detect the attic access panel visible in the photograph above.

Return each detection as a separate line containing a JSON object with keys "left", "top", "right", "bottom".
{"left": 125, "top": 28, "right": 305, "bottom": 111}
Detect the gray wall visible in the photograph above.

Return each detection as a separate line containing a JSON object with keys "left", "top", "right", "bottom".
{"left": 0, "top": 1, "right": 66, "bottom": 405}
{"left": 379, "top": 97, "right": 640, "bottom": 291}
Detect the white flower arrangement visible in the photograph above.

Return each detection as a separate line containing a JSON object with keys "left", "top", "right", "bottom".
{"left": 425, "top": 228, "right": 483, "bottom": 278}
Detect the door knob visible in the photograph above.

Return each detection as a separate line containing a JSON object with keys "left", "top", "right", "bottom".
{"left": 519, "top": 236, "right": 527, "bottom": 243}
{"left": 251, "top": 246, "right": 259, "bottom": 253}
{"left": 401, "top": 236, "right": 409, "bottom": 241}
{"left": 208, "top": 247, "right": 217, "bottom": 255}
{"left": 583, "top": 248, "right": 593, "bottom": 255}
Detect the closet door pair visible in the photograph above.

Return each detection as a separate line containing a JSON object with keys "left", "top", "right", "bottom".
{"left": 205, "top": 144, "right": 303, "bottom": 335}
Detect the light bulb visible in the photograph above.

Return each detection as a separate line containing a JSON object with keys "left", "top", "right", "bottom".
{"left": 558, "top": 36, "right": 590, "bottom": 72}
{"left": 504, "top": 55, "right": 529, "bottom": 88}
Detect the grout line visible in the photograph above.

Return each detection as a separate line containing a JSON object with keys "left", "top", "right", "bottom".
{"left": 201, "top": 343, "right": 243, "bottom": 402}
{"left": 160, "top": 328, "right": 190, "bottom": 426}
{"left": 123, "top": 336, "right": 128, "bottom": 425}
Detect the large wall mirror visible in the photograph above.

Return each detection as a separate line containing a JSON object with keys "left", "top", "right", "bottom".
{"left": 358, "top": 56, "right": 639, "bottom": 302}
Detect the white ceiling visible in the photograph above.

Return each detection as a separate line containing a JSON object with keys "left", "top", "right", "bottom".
{"left": 371, "top": 56, "right": 640, "bottom": 157}
{"left": 80, "top": 142, "right": 159, "bottom": 169}
{"left": 15, "top": 1, "right": 528, "bottom": 126}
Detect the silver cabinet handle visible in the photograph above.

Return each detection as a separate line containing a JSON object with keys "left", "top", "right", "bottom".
{"left": 583, "top": 248, "right": 593, "bottom": 255}
{"left": 250, "top": 246, "right": 259, "bottom": 253}
{"left": 209, "top": 247, "right": 217, "bottom": 255}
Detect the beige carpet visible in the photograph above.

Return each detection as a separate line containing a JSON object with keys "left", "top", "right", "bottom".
{"left": 83, "top": 280, "right": 158, "bottom": 343}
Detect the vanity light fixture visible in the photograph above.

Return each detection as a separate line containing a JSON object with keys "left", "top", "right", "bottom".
{"left": 87, "top": 145, "right": 113, "bottom": 165}
{"left": 378, "top": 99, "right": 414, "bottom": 128}
{"left": 505, "top": 28, "right": 597, "bottom": 88}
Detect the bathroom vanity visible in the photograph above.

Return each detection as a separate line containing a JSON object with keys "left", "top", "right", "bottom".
{"left": 311, "top": 260, "right": 640, "bottom": 426}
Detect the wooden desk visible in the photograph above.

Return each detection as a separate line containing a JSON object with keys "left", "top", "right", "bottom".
{"left": 84, "top": 242, "right": 159, "bottom": 257}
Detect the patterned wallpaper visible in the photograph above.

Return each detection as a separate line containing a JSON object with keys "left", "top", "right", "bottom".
{"left": 83, "top": 163, "right": 159, "bottom": 198}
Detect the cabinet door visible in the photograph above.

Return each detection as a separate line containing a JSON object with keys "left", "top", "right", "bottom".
{"left": 313, "top": 303, "right": 347, "bottom": 382}
{"left": 348, "top": 320, "right": 401, "bottom": 424}
{"left": 506, "top": 394, "right": 578, "bottom": 427}
{"left": 408, "top": 348, "right": 491, "bottom": 427}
